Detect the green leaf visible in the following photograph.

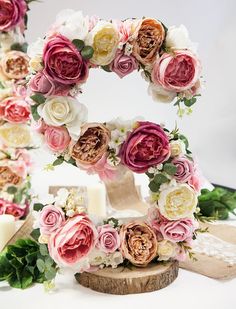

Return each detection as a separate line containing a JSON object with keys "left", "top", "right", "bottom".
{"left": 72, "top": 39, "right": 85, "bottom": 51}
{"left": 45, "top": 256, "right": 54, "bottom": 267}
{"left": 8, "top": 274, "right": 22, "bottom": 289}
{"left": 36, "top": 259, "right": 45, "bottom": 273}
{"left": 101, "top": 65, "right": 112, "bottom": 72}
{"left": 31, "top": 105, "right": 41, "bottom": 121}
{"left": 81, "top": 46, "right": 94, "bottom": 59}
{"left": 33, "top": 203, "right": 44, "bottom": 211}
{"left": 179, "top": 134, "right": 189, "bottom": 149}
{"left": 183, "top": 97, "right": 197, "bottom": 107}
{"left": 0, "top": 81, "right": 4, "bottom": 89}
{"left": 45, "top": 267, "right": 57, "bottom": 281}
{"left": 39, "top": 244, "right": 48, "bottom": 257}
{"left": 6, "top": 186, "right": 17, "bottom": 194}
{"left": 52, "top": 157, "right": 64, "bottom": 166}
{"left": 153, "top": 174, "right": 169, "bottom": 185}
{"left": 30, "top": 228, "right": 40, "bottom": 241}
{"left": 145, "top": 172, "right": 154, "bottom": 179}
{"left": 30, "top": 93, "right": 46, "bottom": 105}
{"left": 149, "top": 180, "right": 160, "bottom": 192}
{"left": 11, "top": 42, "right": 28, "bottom": 53}
{"left": 163, "top": 163, "right": 177, "bottom": 176}
{"left": 21, "top": 270, "right": 33, "bottom": 289}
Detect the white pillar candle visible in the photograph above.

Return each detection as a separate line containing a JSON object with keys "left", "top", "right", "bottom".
{"left": 87, "top": 184, "right": 107, "bottom": 218}
{"left": 0, "top": 215, "right": 16, "bottom": 252}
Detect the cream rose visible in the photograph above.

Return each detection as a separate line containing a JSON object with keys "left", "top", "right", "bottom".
{"left": 38, "top": 96, "right": 88, "bottom": 139}
{"left": 157, "top": 240, "right": 177, "bottom": 261}
{"left": 158, "top": 184, "right": 197, "bottom": 220}
{"left": 0, "top": 123, "right": 32, "bottom": 148}
{"left": 148, "top": 83, "right": 176, "bottom": 103}
{"left": 54, "top": 9, "right": 89, "bottom": 41}
{"left": 165, "top": 25, "right": 197, "bottom": 52}
{"left": 85, "top": 21, "right": 119, "bottom": 65}
{"left": 170, "top": 140, "right": 186, "bottom": 157}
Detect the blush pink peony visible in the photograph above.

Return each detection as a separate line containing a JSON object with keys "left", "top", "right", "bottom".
{"left": 0, "top": 97, "right": 30, "bottom": 123}
{"left": 48, "top": 214, "right": 98, "bottom": 267}
{"left": 152, "top": 50, "right": 201, "bottom": 92}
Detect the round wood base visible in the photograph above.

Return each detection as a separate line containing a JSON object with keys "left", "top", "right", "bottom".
{"left": 75, "top": 261, "right": 179, "bottom": 295}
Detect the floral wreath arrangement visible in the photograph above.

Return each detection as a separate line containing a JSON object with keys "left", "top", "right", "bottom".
{"left": 28, "top": 9, "right": 202, "bottom": 117}
{"left": 0, "top": 144, "right": 32, "bottom": 220}
{"left": 1, "top": 120, "right": 201, "bottom": 290}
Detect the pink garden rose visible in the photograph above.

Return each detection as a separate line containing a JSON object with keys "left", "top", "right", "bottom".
{"left": 188, "top": 173, "right": 202, "bottom": 193}
{"left": 43, "top": 34, "right": 89, "bottom": 85}
{"left": 96, "top": 224, "right": 120, "bottom": 253}
{"left": 0, "top": 198, "right": 26, "bottom": 220}
{"left": 29, "top": 71, "right": 71, "bottom": 97}
{"left": 0, "top": 0, "right": 27, "bottom": 31}
{"left": 152, "top": 50, "right": 201, "bottom": 92}
{"left": 44, "top": 126, "right": 71, "bottom": 153}
{"left": 111, "top": 50, "right": 138, "bottom": 78}
{"left": 119, "top": 122, "right": 170, "bottom": 173}
{"left": 48, "top": 214, "right": 98, "bottom": 267}
{"left": 113, "top": 19, "right": 132, "bottom": 44}
{"left": 159, "top": 218, "right": 196, "bottom": 243}
{"left": 0, "top": 97, "right": 30, "bottom": 123}
{"left": 39, "top": 205, "right": 65, "bottom": 235}
{"left": 172, "top": 156, "right": 195, "bottom": 183}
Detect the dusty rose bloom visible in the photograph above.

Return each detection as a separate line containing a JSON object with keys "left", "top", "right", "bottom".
{"left": 71, "top": 123, "right": 110, "bottom": 165}
{"left": 0, "top": 51, "right": 29, "bottom": 80}
{"left": 131, "top": 18, "right": 165, "bottom": 65}
{"left": 0, "top": 166, "right": 22, "bottom": 188}
{"left": 120, "top": 221, "right": 157, "bottom": 267}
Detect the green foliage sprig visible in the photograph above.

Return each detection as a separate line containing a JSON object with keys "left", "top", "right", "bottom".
{"left": 0, "top": 239, "right": 57, "bottom": 290}
{"left": 197, "top": 186, "right": 236, "bottom": 220}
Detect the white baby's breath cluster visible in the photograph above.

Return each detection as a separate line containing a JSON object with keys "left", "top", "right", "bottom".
{"left": 55, "top": 188, "right": 86, "bottom": 217}
{"left": 88, "top": 249, "right": 124, "bottom": 269}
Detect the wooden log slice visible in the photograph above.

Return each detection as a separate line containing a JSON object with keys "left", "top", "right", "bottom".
{"left": 75, "top": 261, "right": 179, "bottom": 295}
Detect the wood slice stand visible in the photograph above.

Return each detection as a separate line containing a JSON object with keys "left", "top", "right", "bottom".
{"left": 75, "top": 261, "right": 179, "bottom": 295}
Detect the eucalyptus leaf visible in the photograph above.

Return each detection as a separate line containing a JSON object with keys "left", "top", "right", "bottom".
{"left": 33, "top": 203, "right": 44, "bottom": 211}
{"left": 163, "top": 163, "right": 177, "bottom": 176}
{"left": 81, "top": 46, "right": 94, "bottom": 59}
{"left": 72, "top": 39, "right": 85, "bottom": 51}
{"left": 30, "top": 93, "right": 46, "bottom": 105}
{"left": 36, "top": 259, "right": 45, "bottom": 273}
{"left": 6, "top": 186, "right": 17, "bottom": 194}
{"left": 154, "top": 174, "right": 169, "bottom": 185}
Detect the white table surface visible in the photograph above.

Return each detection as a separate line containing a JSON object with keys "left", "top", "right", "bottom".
{"left": 1, "top": 154, "right": 236, "bottom": 309}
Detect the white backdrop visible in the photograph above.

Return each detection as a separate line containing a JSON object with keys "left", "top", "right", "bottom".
{"left": 25, "top": 0, "right": 236, "bottom": 191}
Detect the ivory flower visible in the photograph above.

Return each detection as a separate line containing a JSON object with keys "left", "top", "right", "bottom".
{"left": 38, "top": 96, "right": 88, "bottom": 139}
{"left": 157, "top": 240, "right": 177, "bottom": 261}
{"left": 53, "top": 9, "right": 89, "bottom": 41}
{"left": 158, "top": 184, "right": 197, "bottom": 220}
{"left": 85, "top": 21, "right": 119, "bottom": 65}
{"left": 165, "top": 25, "right": 197, "bottom": 52}
{"left": 170, "top": 140, "right": 186, "bottom": 157}
{"left": 148, "top": 83, "right": 176, "bottom": 103}
{"left": 0, "top": 123, "right": 32, "bottom": 148}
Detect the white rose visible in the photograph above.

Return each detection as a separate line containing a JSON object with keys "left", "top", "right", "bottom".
{"left": 89, "top": 248, "right": 106, "bottom": 266}
{"left": 105, "top": 251, "right": 123, "bottom": 268}
{"left": 0, "top": 123, "right": 32, "bottom": 148}
{"left": 27, "top": 38, "right": 45, "bottom": 59}
{"left": 38, "top": 96, "right": 88, "bottom": 140}
{"left": 85, "top": 21, "right": 119, "bottom": 65}
{"left": 165, "top": 25, "right": 197, "bottom": 52}
{"left": 148, "top": 83, "right": 176, "bottom": 103}
{"left": 54, "top": 9, "right": 89, "bottom": 41}
{"left": 0, "top": 87, "right": 13, "bottom": 100}
{"left": 170, "top": 140, "right": 186, "bottom": 157}
{"left": 157, "top": 240, "right": 177, "bottom": 261}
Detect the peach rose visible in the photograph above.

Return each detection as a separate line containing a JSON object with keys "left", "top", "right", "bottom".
{"left": 131, "top": 18, "right": 165, "bottom": 65}
{"left": 0, "top": 166, "right": 22, "bottom": 188}
{"left": 0, "top": 51, "right": 29, "bottom": 80}
{"left": 120, "top": 221, "right": 157, "bottom": 267}
{"left": 70, "top": 123, "right": 110, "bottom": 165}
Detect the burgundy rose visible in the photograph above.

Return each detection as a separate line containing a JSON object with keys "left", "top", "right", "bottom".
{"left": 43, "top": 34, "right": 89, "bottom": 85}
{"left": 0, "top": 0, "right": 27, "bottom": 31}
{"left": 29, "top": 71, "right": 71, "bottom": 97}
{"left": 119, "top": 122, "right": 170, "bottom": 173}
{"left": 111, "top": 50, "right": 138, "bottom": 78}
{"left": 0, "top": 198, "right": 26, "bottom": 220}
